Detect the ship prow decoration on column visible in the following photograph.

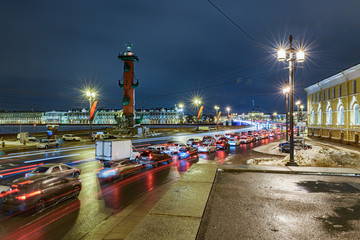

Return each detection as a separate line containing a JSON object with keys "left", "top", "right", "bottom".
{"left": 118, "top": 43, "right": 139, "bottom": 128}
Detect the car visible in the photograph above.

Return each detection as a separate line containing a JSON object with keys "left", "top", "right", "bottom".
{"left": 279, "top": 141, "right": 289, "bottom": 147}
{"left": 168, "top": 142, "right": 187, "bottom": 153}
{"left": 37, "top": 139, "right": 59, "bottom": 149}
{"left": 186, "top": 139, "right": 195, "bottom": 146}
{"left": 202, "top": 137, "right": 216, "bottom": 145}
{"left": 216, "top": 139, "right": 230, "bottom": 150}
{"left": 62, "top": 134, "right": 81, "bottom": 141}
{"left": 25, "top": 163, "right": 81, "bottom": 178}
{"left": 138, "top": 150, "right": 172, "bottom": 168}
{"left": 198, "top": 143, "right": 216, "bottom": 153}
{"left": 17, "top": 133, "right": 37, "bottom": 142}
{"left": 228, "top": 138, "right": 240, "bottom": 146}
{"left": 146, "top": 145, "right": 167, "bottom": 152}
{"left": 214, "top": 135, "right": 222, "bottom": 141}
{"left": 93, "top": 133, "right": 117, "bottom": 140}
{"left": 279, "top": 145, "right": 290, "bottom": 153}
{"left": 98, "top": 160, "right": 142, "bottom": 179}
{"left": 177, "top": 146, "right": 198, "bottom": 159}
{"left": 191, "top": 140, "right": 202, "bottom": 149}
{"left": 2, "top": 175, "right": 81, "bottom": 213}
{"left": 239, "top": 136, "right": 251, "bottom": 144}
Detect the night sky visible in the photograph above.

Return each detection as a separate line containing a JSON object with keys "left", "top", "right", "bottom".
{"left": 1, "top": 1, "right": 360, "bottom": 115}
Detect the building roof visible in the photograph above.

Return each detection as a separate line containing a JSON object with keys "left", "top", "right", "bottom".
{"left": 305, "top": 62, "right": 360, "bottom": 94}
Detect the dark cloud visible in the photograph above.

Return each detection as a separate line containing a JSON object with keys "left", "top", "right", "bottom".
{"left": 0, "top": 0, "right": 359, "bottom": 114}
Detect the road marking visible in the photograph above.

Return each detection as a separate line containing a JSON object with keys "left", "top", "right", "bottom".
{"left": 24, "top": 154, "right": 80, "bottom": 163}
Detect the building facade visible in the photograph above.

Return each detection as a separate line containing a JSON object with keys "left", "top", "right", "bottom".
{"left": 305, "top": 63, "right": 360, "bottom": 144}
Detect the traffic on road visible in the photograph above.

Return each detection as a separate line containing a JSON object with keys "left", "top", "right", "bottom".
{"left": 0, "top": 127, "right": 282, "bottom": 239}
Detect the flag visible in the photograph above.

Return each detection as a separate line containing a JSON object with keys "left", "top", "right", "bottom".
{"left": 89, "top": 100, "right": 98, "bottom": 120}
{"left": 197, "top": 106, "right": 204, "bottom": 119}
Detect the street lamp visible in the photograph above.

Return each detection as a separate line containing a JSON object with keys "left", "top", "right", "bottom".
{"left": 178, "top": 103, "right": 184, "bottom": 132}
{"left": 194, "top": 98, "right": 201, "bottom": 130}
{"left": 283, "top": 86, "right": 290, "bottom": 142}
{"left": 214, "top": 105, "right": 220, "bottom": 129}
{"left": 300, "top": 104, "right": 304, "bottom": 135}
{"left": 226, "top": 107, "right": 231, "bottom": 126}
{"left": 277, "top": 34, "right": 305, "bottom": 166}
{"left": 296, "top": 98, "right": 301, "bottom": 136}
{"left": 86, "top": 85, "right": 96, "bottom": 139}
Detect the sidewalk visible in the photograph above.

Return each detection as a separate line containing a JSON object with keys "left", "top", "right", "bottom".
{"left": 88, "top": 163, "right": 360, "bottom": 240}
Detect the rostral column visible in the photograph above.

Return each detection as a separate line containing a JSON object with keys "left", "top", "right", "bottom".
{"left": 118, "top": 43, "right": 139, "bottom": 127}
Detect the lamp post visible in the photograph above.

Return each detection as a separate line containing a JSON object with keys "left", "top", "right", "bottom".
{"left": 283, "top": 86, "right": 290, "bottom": 142}
{"left": 86, "top": 85, "right": 96, "bottom": 139}
{"left": 178, "top": 103, "right": 184, "bottom": 132}
{"left": 277, "top": 34, "right": 305, "bottom": 166}
{"left": 300, "top": 104, "right": 304, "bottom": 136}
{"left": 194, "top": 98, "right": 201, "bottom": 130}
{"left": 226, "top": 107, "right": 230, "bottom": 126}
{"left": 214, "top": 105, "right": 219, "bottom": 129}
{"left": 295, "top": 98, "right": 301, "bottom": 136}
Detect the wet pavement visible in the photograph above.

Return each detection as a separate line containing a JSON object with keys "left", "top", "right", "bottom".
{"left": 0, "top": 129, "right": 281, "bottom": 239}
{"left": 197, "top": 171, "right": 360, "bottom": 240}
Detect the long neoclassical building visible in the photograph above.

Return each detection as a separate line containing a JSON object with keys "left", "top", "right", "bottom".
{"left": 305, "top": 62, "right": 360, "bottom": 144}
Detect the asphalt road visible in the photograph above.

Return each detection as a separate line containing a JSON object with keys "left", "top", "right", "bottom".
{"left": 0, "top": 129, "right": 281, "bottom": 240}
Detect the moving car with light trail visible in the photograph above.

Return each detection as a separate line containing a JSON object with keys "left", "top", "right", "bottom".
{"left": 62, "top": 134, "right": 81, "bottom": 141}
{"left": 168, "top": 142, "right": 187, "bottom": 153}
{"left": 138, "top": 150, "right": 172, "bottom": 168}
{"left": 228, "top": 138, "right": 240, "bottom": 146}
{"left": 177, "top": 146, "right": 198, "bottom": 159}
{"left": 25, "top": 163, "right": 81, "bottom": 178}
{"left": 37, "top": 139, "right": 59, "bottom": 149}
{"left": 198, "top": 143, "right": 216, "bottom": 153}
{"left": 2, "top": 175, "right": 81, "bottom": 213}
{"left": 98, "top": 160, "right": 142, "bottom": 179}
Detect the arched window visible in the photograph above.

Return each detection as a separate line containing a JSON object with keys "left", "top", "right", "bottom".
{"left": 327, "top": 107, "right": 332, "bottom": 125}
{"left": 318, "top": 109, "right": 322, "bottom": 125}
{"left": 354, "top": 104, "right": 359, "bottom": 125}
{"left": 338, "top": 106, "right": 344, "bottom": 125}
{"left": 311, "top": 109, "right": 315, "bottom": 124}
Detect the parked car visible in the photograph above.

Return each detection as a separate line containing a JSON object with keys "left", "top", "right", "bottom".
{"left": 198, "top": 143, "right": 216, "bottom": 153}
{"left": 93, "top": 133, "right": 117, "bottom": 140}
{"left": 2, "top": 175, "right": 81, "bottom": 213}
{"left": 279, "top": 145, "right": 290, "bottom": 153}
{"left": 62, "top": 134, "right": 81, "bottom": 141}
{"left": 17, "top": 133, "right": 37, "bottom": 142}
{"left": 138, "top": 150, "right": 172, "bottom": 168}
{"left": 37, "top": 139, "right": 59, "bottom": 149}
{"left": 98, "top": 160, "right": 142, "bottom": 179}
{"left": 177, "top": 146, "right": 198, "bottom": 159}
{"left": 25, "top": 163, "right": 81, "bottom": 178}
{"left": 228, "top": 138, "right": 240, "bottom": 146}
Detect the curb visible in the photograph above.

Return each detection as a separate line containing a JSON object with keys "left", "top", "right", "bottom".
{"left": 219, "top": 165, "right": 360, "bottom": 177}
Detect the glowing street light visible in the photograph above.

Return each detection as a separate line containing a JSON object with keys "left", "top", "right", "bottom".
{"left": 276, "top": 35, "right": 306, "bottom": 166}
{"left": 193, "top": 98, "right": 202, "bottom": 129}
{"left": 85, "top": 85, "right": 97, "bottom": 139}
{"left": 178, "top": 103, "right": 184, "bottom": 132}
{"left": 214, "top": 105, "right": 220, "bottom": 128}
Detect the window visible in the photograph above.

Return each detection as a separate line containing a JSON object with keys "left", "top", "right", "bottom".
{"left": 338, "top": 106, "right": 344, "bottom": 125}
{"left": 339, "top": 85, "right": 342, "bottom": 97}
{"left": 355, "top": 104, "right": 359, "bottom": 125}
{"left": 52, "top": 166, "right": 61, "bottom": 172}
{"left": 333, "top": 87, "right": 336, "bottom": 98}
{"left": 311, "top": 109, "right": 315, "bottom": 124}
{"left": 323, "top": 90, "right": 325, "bottom": 101}
{"left": 311, "top": 94, "right": 314, "bottom": 103}
{"left": 328, "top": 89, "right": 330, "bottom": 100}
{"left": 354, "top": 80, "right": 357, "bottom": 94}
{"left": 318, "top": 92, "right": 320, "bottom": 102}
{"left": 327, "top": 107, "right": 332, "bottom": 125}
{"left": 318, "top": 109, "right": 322, "bottom": 125}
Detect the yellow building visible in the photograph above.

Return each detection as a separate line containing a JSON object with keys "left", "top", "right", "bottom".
{"left": 305, "top": 63, "right": 360, "bottom": 144}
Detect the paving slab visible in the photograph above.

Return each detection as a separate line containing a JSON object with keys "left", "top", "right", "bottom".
{"left": 126, "top": 215, "right": 200, "bottom": 240}
{"left": 220, "top": 164, "right": 291, "bottom": 173}
{"left": 288, "top": 166, "right": 360, "bottom": 175}
{"left": 178, "top": 163, "right": 218, "bottom": 183}
{"left": 150, "top": 181, "right": 213, "bottom": 218}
